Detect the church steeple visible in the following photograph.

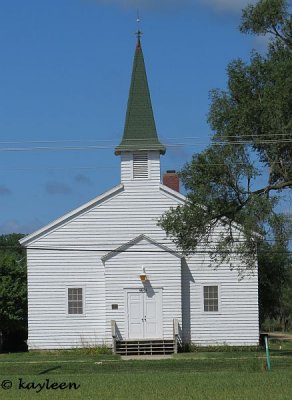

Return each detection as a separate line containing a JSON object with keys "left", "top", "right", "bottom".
{"left": 115, "top": 34, "right": 166, "bottom": 155}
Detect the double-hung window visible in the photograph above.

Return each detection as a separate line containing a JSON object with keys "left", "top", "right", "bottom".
{"left": 203, "top": 285, "right": 219, "bottom": 312}
{"left": 68, "top": 288, "right": 84, "bottom": 315}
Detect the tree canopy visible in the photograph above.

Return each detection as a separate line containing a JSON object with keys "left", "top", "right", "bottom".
{"left": 0, "top": 234, "right": 27, "bottom": 336}
{"left": 258, "top": 241, "right": 291, "bottom": 326}
{"left": 159, "top": 0, "right": 292, "bottom": 271}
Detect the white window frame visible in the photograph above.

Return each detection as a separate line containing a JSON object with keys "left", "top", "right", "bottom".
{"left": 201, "top": 284, "right": 221, "bottom": 314}
{"left": 66, "top": 286, "right": 86, "bottom": 317}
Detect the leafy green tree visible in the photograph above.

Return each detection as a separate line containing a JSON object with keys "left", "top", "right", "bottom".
{"left": 159, "top": 0, "right": 292, "bottom": 270}
{"left": 258, "top": 242, "right": 291, "bottom": 326}
{"left": 278, "top": 267, "right": 292, "bottom": 331}
{"left": 0, "top": 234, "right": 27, "bottom": 339}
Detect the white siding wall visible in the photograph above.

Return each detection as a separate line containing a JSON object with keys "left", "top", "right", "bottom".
{"left": 182, "top": 255, "right": 259, "bottom": 346}
{"left": 25, "top": 150, "right": 259, "bottom": 349}
{"left": 121, "top": 151, "right": 161, "bottom": 184}
{"left": 104, "top": 238, "right": 182, "bottom": 343}
{"left": 148, "top": 151, "right": 161, "bottom": 183}
{"left": 120, "top": 152, "right": 132, "bottom": 182}
{"left": 26, "top": 250, "right": 106, "bottom": 349}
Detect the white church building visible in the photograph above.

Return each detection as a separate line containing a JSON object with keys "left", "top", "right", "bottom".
{"left": 20, "top": 35, "right": 259, "bottom": 354}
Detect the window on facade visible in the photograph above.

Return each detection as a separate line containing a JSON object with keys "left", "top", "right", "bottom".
{"left": 68, "top": 288, "right": 83, "bottom": 314}
{"left": 133, "top": 152, "right": 148, "bottom": 179}
{"left": 203, "top": 286, "right": 219, "bottom": 312}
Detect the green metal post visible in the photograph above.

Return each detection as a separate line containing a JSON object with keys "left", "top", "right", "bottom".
{"left": 264, "top": 335, "right": 271, "bottom": 371}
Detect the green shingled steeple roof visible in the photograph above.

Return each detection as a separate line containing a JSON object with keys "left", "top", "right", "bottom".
{"left": 115, "top": 35, "right": 166, "bottom": 155}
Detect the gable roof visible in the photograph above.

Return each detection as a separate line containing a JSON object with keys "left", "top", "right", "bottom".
{"left": 115, "top": 35, "right": 165, "bottom": 155}
{"left": 101, "top": 233, "right": 182, "bottom": 262}
{"left": 19, "top": 184, "right": 124, "bottom": 247}
{"left": 19, "top": 183, "right": 186, "bottom": 248}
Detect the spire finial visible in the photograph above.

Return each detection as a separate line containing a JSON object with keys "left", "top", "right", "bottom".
{"left": 136, "top": 10, "right": 143, "bottom": 48}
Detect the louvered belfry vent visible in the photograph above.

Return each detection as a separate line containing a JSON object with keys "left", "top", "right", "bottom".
{"left": 133, "top": 152, "right": 149, "bottom": 179}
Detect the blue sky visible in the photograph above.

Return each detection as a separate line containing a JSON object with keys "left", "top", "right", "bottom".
{"left": 0, "top": 0, "right": 277, "bottom": 235}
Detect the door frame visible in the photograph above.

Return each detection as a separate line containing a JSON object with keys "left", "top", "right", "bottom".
{"left": 124, "top": 287, "right": 163, "bottom": 340}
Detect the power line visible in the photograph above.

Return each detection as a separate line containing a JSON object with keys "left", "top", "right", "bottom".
{"left": 0, "top": 238, "right": 292, "bottom": 254}
{"left": 3, "top": 236, "right": 291, "bottom": 246}
{"left": 0, "top": 139, "right": 116, "bottom": 145}
{"left": 184, "top": 133, "right": 292, "bottom": 139}
{"left": 0, "top": 163, "right": 243, "bottom": 171}
{"left": 0, "top": 166, "right": 117, "bottom": 172}
{"left": 0, "top": 132, "right": 290, "bottom": 145}
{"left": 0, "top": 140, "right": 292, "bottom": 153}
{"left": 1, "top": 245, "right": 291, "bottom": 254}
{"left": 0, "top": 161, "right": 290, "bottom": 172}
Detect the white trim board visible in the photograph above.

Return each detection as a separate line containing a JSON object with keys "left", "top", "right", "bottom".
{"left": 102, "top": 234, "right": 183, "bottom": 262}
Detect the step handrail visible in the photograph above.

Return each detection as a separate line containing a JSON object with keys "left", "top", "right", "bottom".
{"left": 173, "top": 318, "right": 179, "bottom": 354}
{"left": 111, "top": 320, "right": 117, "bottom": 354}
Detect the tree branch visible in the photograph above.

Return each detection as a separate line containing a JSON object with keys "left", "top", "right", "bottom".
{"left": 252, "top": 180, "right": 292, "bottom": 195}
{"left": 207, "top": 180, "right": 292, "bottom": 227}
{"left": 268, "top": 25, "right": 292, "bottom": 47}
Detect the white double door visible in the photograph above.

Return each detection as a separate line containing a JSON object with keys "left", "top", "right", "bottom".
{"left": 127, "top": 288, "right": 162, "bottom": 339}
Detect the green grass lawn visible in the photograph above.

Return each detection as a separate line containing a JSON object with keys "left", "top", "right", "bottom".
{"left": 0, "top": 345, "right": 291, "bottom": 400}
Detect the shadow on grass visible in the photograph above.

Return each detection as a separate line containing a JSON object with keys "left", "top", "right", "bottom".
{"left": 270, "top": 350, "right": 292, "bottom": 357}
{"left": 38, "top": 366, "right": 61, "bottom": 375}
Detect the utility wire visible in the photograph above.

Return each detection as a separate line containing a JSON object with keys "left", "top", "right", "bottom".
{"left": 0, "top": 166, "right": 117, "bottom": 171}
{"left": 0, "top": 245, "right": 291, "bottom": 254}
{"left": 2, "top": 237, "right": 291, "bottom": 246}
{"left": 0, "top": 132, "right": 291, "bottom": 145}
{"left": 0, "top": 140, "right": 292, "bottom": 153}
{"left": 0, "top": 159, "right": 290, "bottom": 171}
{"left": 1, "top": 239, "right": 292, "bottom": 250}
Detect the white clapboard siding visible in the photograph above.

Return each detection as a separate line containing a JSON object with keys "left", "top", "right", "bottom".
{"left": 182, "top": 252, "right": 259, "bottom": 345}
{"left": 121, "top": 151, "right": 161, "bottom": 183}
{"left": 25, "top": 180, "right": 185, "bottom": 349}
{"left": 26, "top": 250, "right": 106, "bottom": 349}
{"left": 24, "top": 150, "right": 259, "bottom": 349}
{"left": 104, "top": 238, "right": 182, "bottom": 343}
